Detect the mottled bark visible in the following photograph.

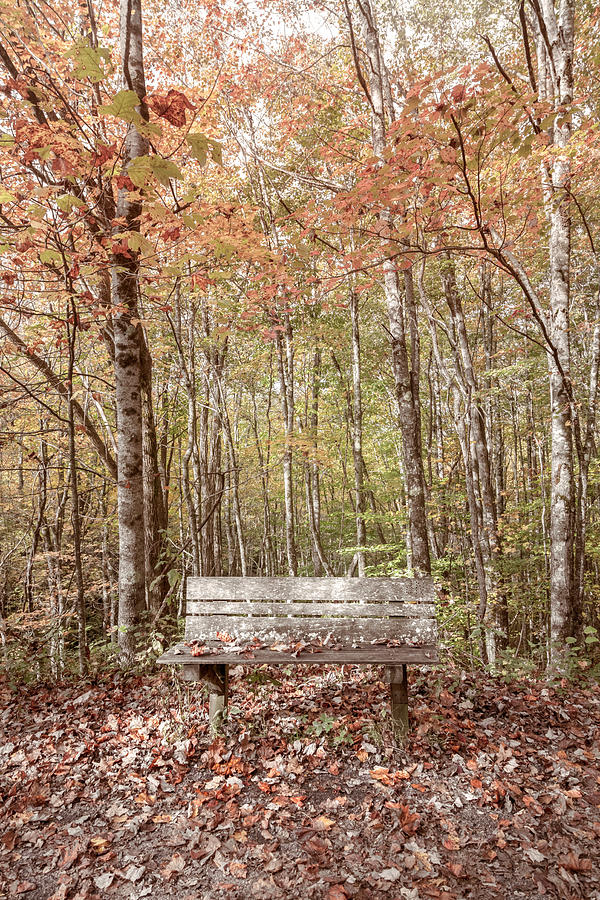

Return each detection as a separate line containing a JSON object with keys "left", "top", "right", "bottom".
{"left": 112, "top": 0, "right": 149, "bottom": 663}
{"left": 533, "top": 0, "right": 575, "bottom": 658}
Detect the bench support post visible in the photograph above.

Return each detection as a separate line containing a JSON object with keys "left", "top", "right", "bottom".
{"left": 207, "top": 664, "right": 229, "bottom": 732}
{"left": 181, "top": 663, "right": 229, "bottom": 731}
{"left": 386, "top": 664, "right": 409, "bottom": 737}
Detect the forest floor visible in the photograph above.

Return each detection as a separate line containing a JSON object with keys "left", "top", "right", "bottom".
{"left": 0, "top": 664, "right": 599, "bottom": 900}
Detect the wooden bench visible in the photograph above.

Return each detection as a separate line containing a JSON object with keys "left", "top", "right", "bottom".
{"left": 157, "top": 576, "right": 437, "bottom": 735}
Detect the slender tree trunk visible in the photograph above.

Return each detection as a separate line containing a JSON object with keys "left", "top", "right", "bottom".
{"left": 441, "top": 260, "right": 508, "bottom": 658}
{"left": 66, "top": 306, "right": 88, "bottom": 675}
{"left": 350, "top": 288, "right": 367, "bottom": 576}
{"left": 345, "top": 0, "right": 430, "bottom": 574}
{"left": 574, "top": 291, "right": 600, "bottom": 635}
{"left": 530, "top": 1, "right": 575, "bottom": 661}
{"left": 141, "top": 344, "right": 169, "bottom": 614}
{"left": 276, "top": 321, "right": 298, "bottom": 576}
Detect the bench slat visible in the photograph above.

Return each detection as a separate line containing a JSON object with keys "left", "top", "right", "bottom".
{"left": 158, "top": 643, "right": 438, "bottom": 666}
{"left": 186, "top": 576, "right": 435, "bottom": 603}
{"left": 184, "top": 615, "right": 436, "bottom": 644}
{"left": 186, "top": 601, "right": 436, "bottom": 618}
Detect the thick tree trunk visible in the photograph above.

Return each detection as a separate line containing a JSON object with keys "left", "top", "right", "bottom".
{"left": 533, "top": 0, "right": 575, "bottom": 660}
{"left": 112, "top": 0, "right": 149, "bottom": 663}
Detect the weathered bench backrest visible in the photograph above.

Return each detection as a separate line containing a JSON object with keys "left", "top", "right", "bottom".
{"left": 184, "top": 577, "right": 436, "bottom": 647}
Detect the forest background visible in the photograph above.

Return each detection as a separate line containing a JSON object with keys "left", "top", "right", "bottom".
{"left": 0, "top": 0, "right": 599, "bottom": 682}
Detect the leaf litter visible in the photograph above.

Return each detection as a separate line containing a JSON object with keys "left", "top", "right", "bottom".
{"left": 0, "top": 667, "right": 599, "bottom": 899}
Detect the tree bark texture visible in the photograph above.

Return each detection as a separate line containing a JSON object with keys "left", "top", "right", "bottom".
{"left": 113, "top": 0, "right": 149, "bottom": 663}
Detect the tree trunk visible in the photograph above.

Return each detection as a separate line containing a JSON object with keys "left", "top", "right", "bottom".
{"left": 112, "top": 0, "right": 149, "bottom": 663}
{"left": 350, "top": 288, "right": 367, "bottom": 576}
{"left": 276, "top": 320, "right": 298, "bottom": 576}
{"left": 533, "top": 1, "right": 575, "bottom": 660}
{"left": 345, "top": 0, "right": 430, "bottom": 574}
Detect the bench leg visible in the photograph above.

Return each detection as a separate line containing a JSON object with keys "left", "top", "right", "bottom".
{"left": 208, "top": 664, "right": 229, "bottom": 732}
{"left": 386, "top": 665, "right": 409, "bottom": 737}
{"left": 182, "top": 663, "right": 202, "bottom": 682}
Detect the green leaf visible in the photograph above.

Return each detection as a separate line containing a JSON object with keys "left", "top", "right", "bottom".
{"left": 99, "top": 90, "right": 140, "bottom": 120}
{"left": 186, "top": 133, "right": 223, "bottom": 167}
{"left": 56, "top": 193, "right": 85, "bottom": 212}
{"left": 167, "top": 569, "right": 181, "bottom": 589}
{"left": 99, "top": 91, "right": 162, "bottom": 137}
{"left": 40, "top": 249, "right": 62, "bottom": 265}
{"left": 150, "top": 156, "right": 183, "bottom": 186}
{"left": 123, "top": 231, "right": 155, "bottom": 255}
{"left": 126, "top": 155, "right": 153, "bottom": 188}
{"left": 0, "top": 186, "right": 15, "bottom": 203}
{"left": 127, "top": 155, "right": 182, "bottom": 188}
{"left": 65, "top": 43, "right": 112, "bottom": 82}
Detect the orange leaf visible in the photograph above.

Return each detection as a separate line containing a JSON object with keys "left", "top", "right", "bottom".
{"left": 311, "top": 815, "right": 335, "bottom": 832}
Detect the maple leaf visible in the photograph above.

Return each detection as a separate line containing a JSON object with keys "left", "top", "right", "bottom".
{"left": 111, "top": 240, "right": 133, "bottom": 259}
{"left": 147, "top": 89, "right": 194, "bottom": 126}
{"left": 91, "top": 143, "right": 116, "bottom": 167}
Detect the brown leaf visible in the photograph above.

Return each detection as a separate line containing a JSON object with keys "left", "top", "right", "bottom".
{"left": 59, "top": 844, "right": 79, "bottom": 868}
{"left": 161, "top": 852, "right": 186, "bottom": 880}
{"left": 89, "top": 836, "right": 111, "bottom": 855}
{"left": 328, "top": 886, "right": 349, "bottom": 900}
{"left": 229, "top": 861, "right": 247, "bottom": 879}
{"left": 446, "top": 862, "right": 466, "bottom": 878}
{"left": 1, "top": 830, "right": 16, "bottom": 851}
{"left": 443, "top": 836, "right": 461, "bottom": 851}
{"left": 558, "top": 851, "right": 592, "bottom": 873}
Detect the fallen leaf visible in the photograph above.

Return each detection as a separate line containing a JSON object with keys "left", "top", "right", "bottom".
{"left": 446, "top": 862, "right": 466, "bottom": 878}
{"left": 229, "top": 861, "right": 247, "bottom": 879}
{"left": 327, "top": 886, "right": 348, "bottom": 900}
{"left": 443, "top": 836, "right": 461, "bottom": 851}
{"left": 525, "top": 848, "right": 546, "bottom": 864}
{"left": 161, "top": 853, "right": 186, "bottom": 880}
{"left": 90, "top": 836, "right": 111, "bottom": 855}
{"left": 558, "top": 851, "right": 592, "bottom": 873}
{"left": 379, "top": 867, "right": 401, "bottom": 882}
{"left": 311, "top": 815, "right": 335, "bottom": 832}
{"left": 93, "top": 873, "right": 114, "bottom": 890}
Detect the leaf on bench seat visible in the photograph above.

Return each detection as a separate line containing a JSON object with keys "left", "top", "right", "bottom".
{"left": 184, "top": 631, "right": 429, "bottom": 658}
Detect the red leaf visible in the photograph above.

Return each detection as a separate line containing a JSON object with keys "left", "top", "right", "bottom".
{"left": 91, "top": 143, "right": 116, "bottom": 166}
{"left": 147, "top": 89, "right": 194, "bottom": 126}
